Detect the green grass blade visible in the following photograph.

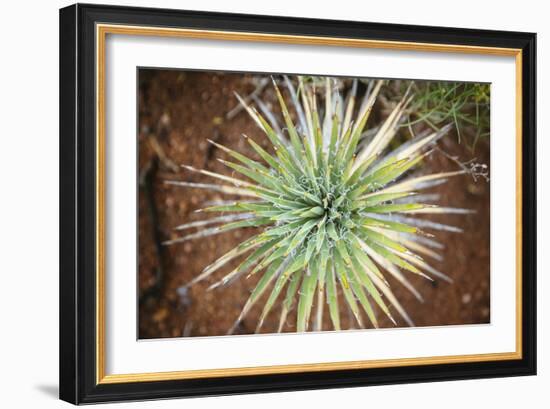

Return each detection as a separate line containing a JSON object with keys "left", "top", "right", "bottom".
{"left": 296, "top": 264, "right": 318, "bottom": 332}
{"left": 334, "top": 251, "right": 364, "bottom": 328}
{"left": 278, "top": 270, "right": 302, "bottom": 332}
{"left": 272, "top": 78, "right": 305, "bottom": 161}
{"left": 348, "top": 250, "right": 393, "bottom": 323}
{"left": 361, "top": 216, "right": 418, "bottom": 234}
{"left": 358, "top": 227, "right": 409, "bottom": 253}
{"left": 228, "top": 256, "right": 287, "bottom": 334}
{"left": 314, "top": 256, "right": 327, "bottom": 331}
{"left": 362, "top": 203, "right": 429, "bottom": 214}
{"left": 326, "top": 259, "right": 341, "bottom": 330}
{"left": 352, "top": 191, "right": 416, "bottom": 209}
{"left": 256, "top": 269, "right": 292, "bottom": 332}
{"left": 218, "top": 217, "right": 273, "bottom": 232}
{"left": 367, "top": 240, "right": 422, "bottom": 275}
{"left": 348, "top": 266, "right": 378, "bottom": 328}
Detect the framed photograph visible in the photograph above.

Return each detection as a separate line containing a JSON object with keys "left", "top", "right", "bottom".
{"left": 59, "top": 3, "right": 536, "bottom": 404}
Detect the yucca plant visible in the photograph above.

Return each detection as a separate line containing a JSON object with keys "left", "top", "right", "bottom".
{"left": 166, "top": 76, "right": 471, "bottom": 334}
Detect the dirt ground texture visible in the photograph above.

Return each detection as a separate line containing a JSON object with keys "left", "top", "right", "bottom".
{"left": 137, "top": 69, "right": 490, "bottom": 339}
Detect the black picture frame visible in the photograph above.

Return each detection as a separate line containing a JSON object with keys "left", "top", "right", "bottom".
{"left": 59, "top": 3, "right": 536, "bottom": 404}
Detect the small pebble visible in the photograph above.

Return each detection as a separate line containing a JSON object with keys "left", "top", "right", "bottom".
{"left": 160, "top": 113, "right": 170, "bottom": 127}
{"left": 153, "top": 308, "right": 168, "bottom": 323}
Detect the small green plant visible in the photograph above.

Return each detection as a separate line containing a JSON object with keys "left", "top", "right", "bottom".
{"left": 167, "top": 76, "right": 470, "bottom": 334}
{"left": 403, "top": 81, "right": 490, "bottom": 151}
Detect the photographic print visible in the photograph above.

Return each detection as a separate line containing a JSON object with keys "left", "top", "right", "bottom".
{"left": 138, "top": 69, "right": 491, "bottom": 338}
{"left": 60, "top": 5, "right": 536, "bottom": 403}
